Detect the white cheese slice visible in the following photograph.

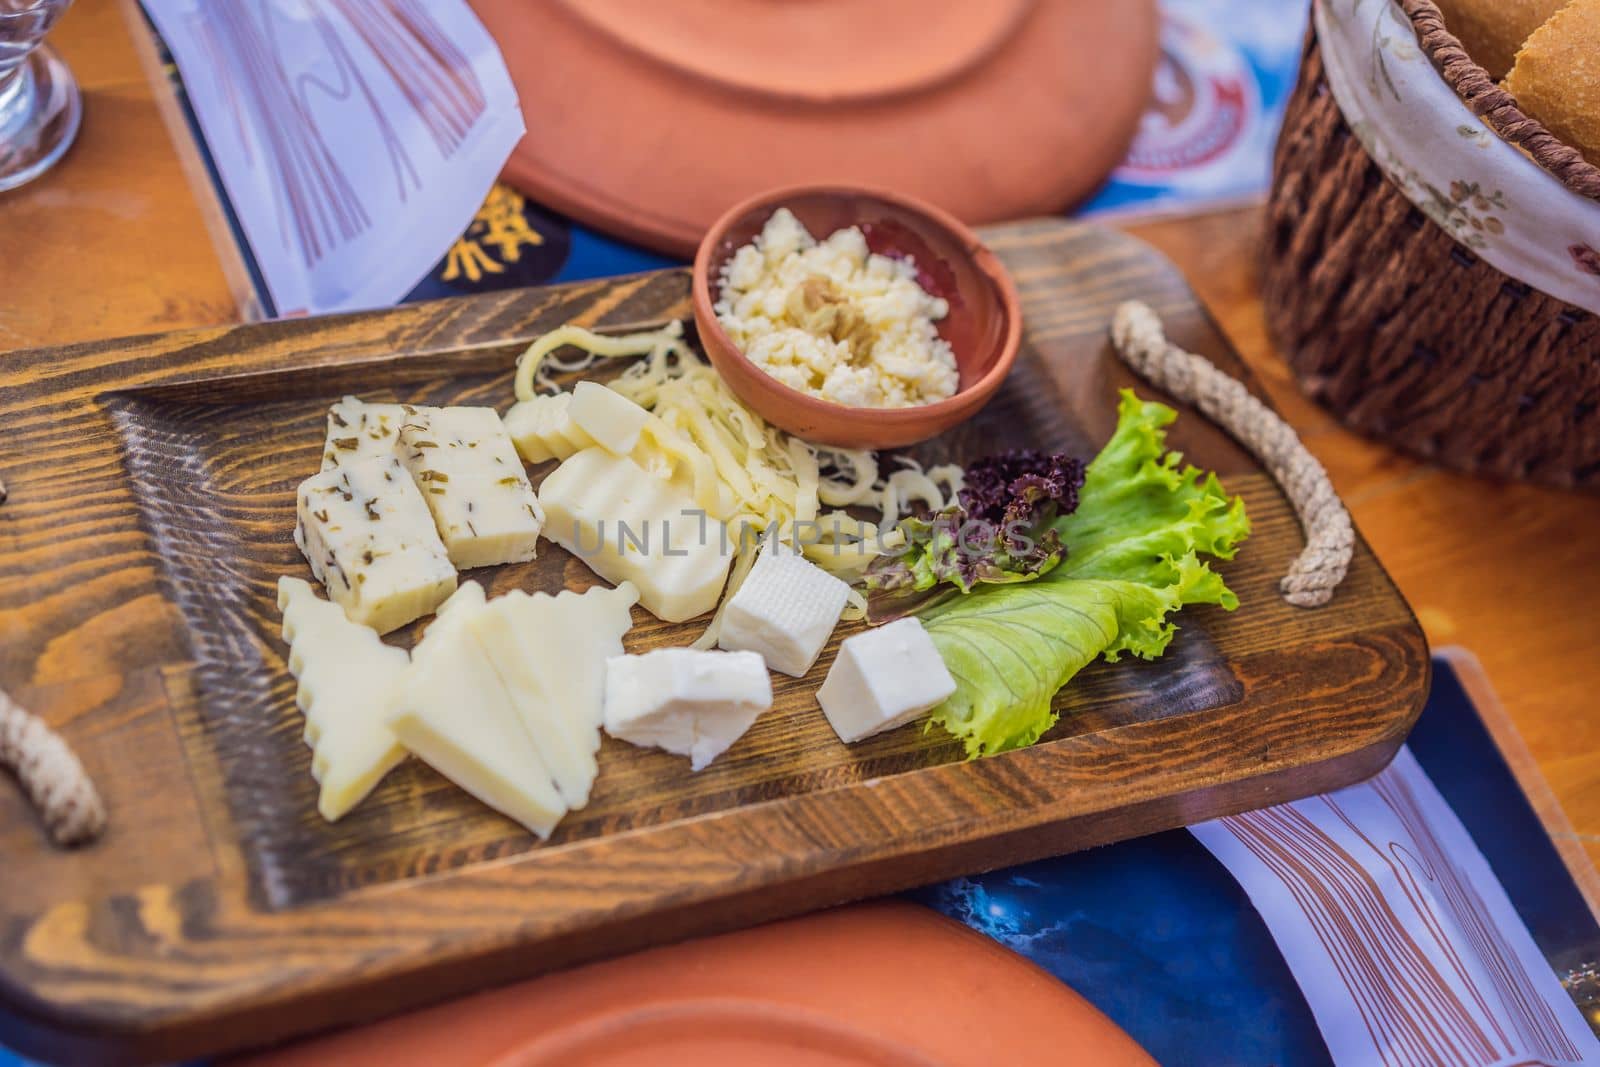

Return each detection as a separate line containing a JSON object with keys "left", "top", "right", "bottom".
{"left": 504, "top": 392, "right": 596, "bottom": 464}
{"left": 569, "top": 381, "right": 650, "bottom": 456}
{"left": 471, "top": 581, "right": 638, "bottom": 808}
{"left": 396, "top": 406, "right": 545, "bottom": 569}
{"left": 718, "top": 541, "right": 849, "bottom": 676}
{"left": 277, "top": 577, "right": 409, "bottom": 822}
{"left": 603, "top": 648, "right": 772, "bottom": 770}
{"left": 386, "top": 583, "right": 568, "bottom": 838}
{"left": 539, "top": 447, "right": 734, "bottom": 623}
{"left": 320, "top": 397, "right": 432, "bottom": 471}
{"left": 817, "top": 618, "right": 956, "bottom": 744}
{"left": 294, "top": 455, "right": 458, "bottom": 634}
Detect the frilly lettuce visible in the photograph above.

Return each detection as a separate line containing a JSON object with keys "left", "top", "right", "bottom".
{"left": 921, "top": 391, "right": 1250, "bottom": 758}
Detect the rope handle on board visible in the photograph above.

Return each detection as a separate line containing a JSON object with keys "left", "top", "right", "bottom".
{"left": 1, "top": 686, "right": 105, "bottom": 846}
{"left": 0, "top": 474, "right": 106, "bottom": 846}
{"left": 1110, "top": 301, "right": 1354, "bottom": 608}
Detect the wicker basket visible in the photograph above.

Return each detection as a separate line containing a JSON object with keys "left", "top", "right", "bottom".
{"left": 1264, "top": 0, "right": 1600, "bottom": 489}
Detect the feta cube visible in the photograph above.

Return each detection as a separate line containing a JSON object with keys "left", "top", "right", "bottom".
{"left": 396, "top": 406, "right": 545, "bottom": 569}
{"left": 603, "top": 649, "right": 772, "bottom": 770}
{"left": 816, "top": 618, "right": 956, "bottom": 743}
{"left": 718, "top": 543, "right": 849, "bottom": 676}
{"left": 569, "top": 381, "right": 650, "bottom": 456}
{"left": 294, "top": 455, "right": 457, "bottom": 634}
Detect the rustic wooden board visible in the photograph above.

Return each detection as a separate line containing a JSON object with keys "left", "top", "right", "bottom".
{"left": 0, "top": 220, "right": 1428, "bottom": 1065}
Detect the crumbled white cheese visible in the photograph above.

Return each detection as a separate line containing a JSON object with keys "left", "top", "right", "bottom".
{"left": 714, "top": 208, "right": 959, "bottom": 409}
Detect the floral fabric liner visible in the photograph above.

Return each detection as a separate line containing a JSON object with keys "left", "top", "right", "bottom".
{"left": 1315, "top": 0, "right": 1600, "bottom": 317}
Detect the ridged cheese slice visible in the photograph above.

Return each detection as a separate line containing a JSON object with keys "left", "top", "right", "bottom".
{"left": 277, "top": 577, "right": 409, "bottom": 822}
{"left": 504, "top": 392, "right": 597, "bottom": 464}
{"left": 539, "top": 448, "right": 734, "bottom": 623}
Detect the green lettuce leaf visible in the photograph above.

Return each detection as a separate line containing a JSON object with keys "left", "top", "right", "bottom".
{"left": 920, "top": 391, "right": 1250, "bottom": 758}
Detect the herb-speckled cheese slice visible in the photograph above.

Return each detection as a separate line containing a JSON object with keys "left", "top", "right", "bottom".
{"left": 320, "top": 397, "right": 430, "bottom": 471}
{"left": 294, "top": 456, "right": 458, "bottom": 635}
{"left": 397, "top": 406, "right": 545, "bottom": 569}
{"left": 278, "top": 576, "right": 410, "bottom": 821}
{"left": 387, "top": 583, "right": 568, "bottom": 838}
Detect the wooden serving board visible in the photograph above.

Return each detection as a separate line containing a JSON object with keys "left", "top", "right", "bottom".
{"left": 0, "top": 220, "right": 1428, "bottom": 1065}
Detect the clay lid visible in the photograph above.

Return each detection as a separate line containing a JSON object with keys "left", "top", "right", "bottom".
{"left": 471, "top": 0, "right": 1161, "bottom": 256}
{"left": 231, "top": 902, "right": 1156, "bottom": 1066}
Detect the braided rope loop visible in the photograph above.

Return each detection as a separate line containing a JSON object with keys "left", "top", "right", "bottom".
{"left": 0, "top": 687, "right": 106, "bottom": 846}
{"left": 1110, "top": 302, "right": 1354, "bottom": 608}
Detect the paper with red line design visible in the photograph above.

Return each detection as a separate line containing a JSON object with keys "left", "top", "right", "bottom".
{"left": 141, "top": 0, "right": 523, "bottom": 315}
{"left": 1193, "top": 748, "right": 1598, "bottom": 1067}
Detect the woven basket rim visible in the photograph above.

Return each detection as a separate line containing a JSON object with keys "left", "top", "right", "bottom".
{"left": 1398, "top": 0, "right": 1600, "bottom": 202}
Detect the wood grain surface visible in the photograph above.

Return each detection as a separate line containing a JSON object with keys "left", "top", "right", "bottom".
{"left": 12, "top": 10, "right": 1598, "bottom": 896}
{"left": 0, "top": 221, "right": 1426, "bottom": 1064}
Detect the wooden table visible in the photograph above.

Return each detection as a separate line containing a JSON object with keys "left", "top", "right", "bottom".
{"left": 8, "top": 0, "right": 1600, "bottom": 889}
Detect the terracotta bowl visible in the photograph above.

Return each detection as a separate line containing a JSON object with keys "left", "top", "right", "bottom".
{"left": 691, "top": 184, "right": 1022, "bottom": 450}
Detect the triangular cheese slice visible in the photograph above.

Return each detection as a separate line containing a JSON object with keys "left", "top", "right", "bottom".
{"left": 386, "top": 583, "right": 567, "bottom": 838}
{"left": 472, "top": 582, "right": 638, "bottom": 808}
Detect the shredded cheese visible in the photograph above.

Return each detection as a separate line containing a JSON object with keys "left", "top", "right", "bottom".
{"left": 510, "top": 322, "right": 961, "bottom": 637}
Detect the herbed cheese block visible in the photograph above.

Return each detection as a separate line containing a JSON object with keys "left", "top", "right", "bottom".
{"left": 294, "top": 455, "right": 458, "bottom": 635}
{"left": 471, "top": 581, "right": 638, "bottom": 808}
{"left": 539, "top": 447, "right": 734, "bottom": 623}
{"left": 386, "top": 583, "right": 568, "bottom": 838}
{"left": 396, "top": 406, "right": 545, "bottom": 569}
{"left": 277, "top": 577, "right": 410, "bottom": 822}
{"left": 503, "top": 392, "right": 596, "bottom": 464}
{"left": 603, "top": 648, "right": 773, "bottom": 770}
{"left": 320, "top": 397, "right": 431, "bottom": 471}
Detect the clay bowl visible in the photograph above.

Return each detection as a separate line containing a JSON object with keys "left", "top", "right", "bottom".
{"left": 692, "top": 184, "right": 1022, "bottom": 450}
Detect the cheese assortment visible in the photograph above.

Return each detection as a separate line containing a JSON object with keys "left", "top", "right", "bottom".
{"left": 717, "top": 541, "right": 849, "bottom": 676}
{"left": 539, "top": 446, "right": 734, "bottom": 623}
{"left": 293, "top": 456, "right": 458, "bottom": 634}
{"left": 277, "top": 577, "right": 410, "bottom": 820}
{"left": 272, "top": 298, "right": 1244, "bottom": 839}
{"left": 396, "top": 406, "right": 545, "bottom": 569}
{"left": 816, "top": 618, "right": 956, "bottom": 743}
{"left": 603, "top": 649, "right": 773, "bottom": 770}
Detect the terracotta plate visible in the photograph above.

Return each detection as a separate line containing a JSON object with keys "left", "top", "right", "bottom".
{"left": 231, "top": 903, "right": 1155, "bottom": 1067}
{"left": 472, "top": 0, "right": 1161, "bottom": 256}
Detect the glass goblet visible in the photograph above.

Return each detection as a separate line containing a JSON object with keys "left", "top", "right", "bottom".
{"left": 0, "top": 0, "right": 79, "bottom": 192}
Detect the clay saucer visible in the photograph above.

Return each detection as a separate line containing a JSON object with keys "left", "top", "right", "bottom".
{"left": 692, "top": 184, "right": 1021, "bottom": 449}
{"left": 229, "top": 902, "right": 1156, "bottom": 1066}
{"left": 470, "top": 0, "right": 1161, "bottom": 256}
